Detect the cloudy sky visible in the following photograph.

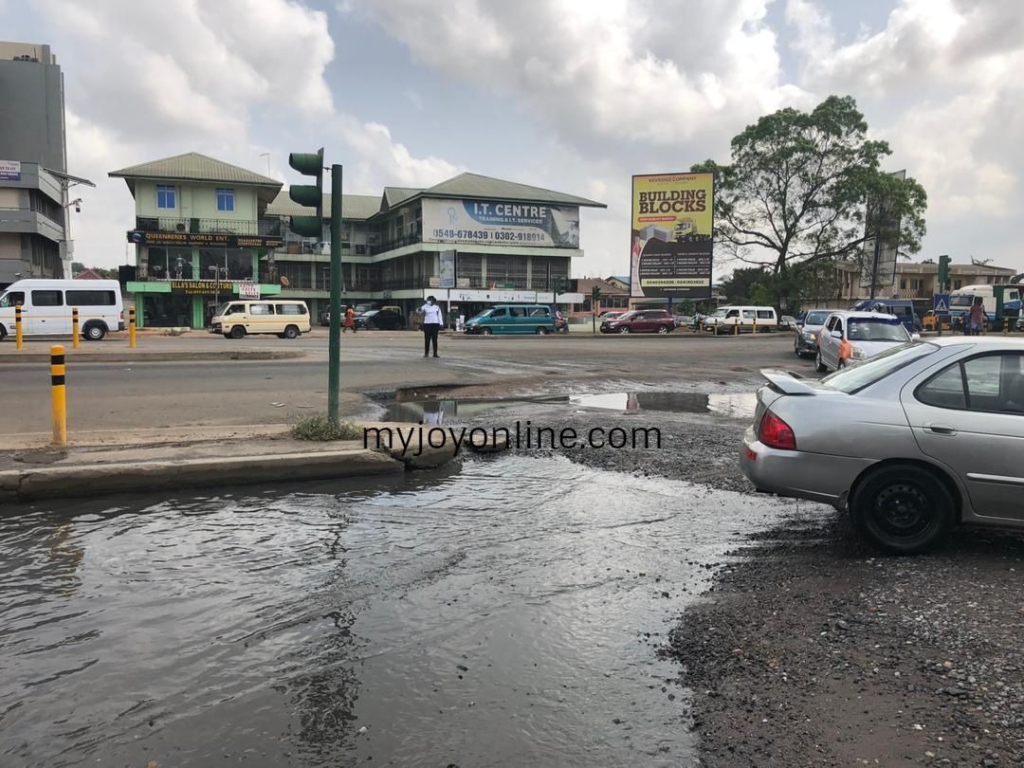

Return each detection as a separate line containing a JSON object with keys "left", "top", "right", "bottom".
{"left": 5, "top": 0, "right": 1023, "bottom": 277}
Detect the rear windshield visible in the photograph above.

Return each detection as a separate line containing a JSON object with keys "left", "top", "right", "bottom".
{"left": 847, "top": 317, "right": 910, "bottom": 342}
{"left": 804, "top": 311, "right": 830, "bottom": 325}
{"left": 820, "top": 342, "right": 939, "bottom": 394}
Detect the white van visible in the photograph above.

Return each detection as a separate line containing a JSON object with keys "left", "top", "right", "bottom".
{"left": 0, "top": 279, "right": 124, "bottom": 341}
{"left": 702, "top": 305, "right": 778, "bottom": 334}
{"left": 211, "top": 299, "right": 311, "bottom": 339}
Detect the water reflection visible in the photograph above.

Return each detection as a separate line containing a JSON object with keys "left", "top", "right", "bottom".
{"left": 0, "top": 456, "right": 818, "bottom": 766}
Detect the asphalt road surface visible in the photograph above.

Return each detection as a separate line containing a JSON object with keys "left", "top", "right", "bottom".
{"left": 4, "top": 332, "right": 816, "bottom": 433}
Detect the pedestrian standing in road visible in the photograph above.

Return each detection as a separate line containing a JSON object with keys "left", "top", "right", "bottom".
{"left": 968, "top": 298, "right": 985, "bottom": 336}
{"left": 343, "top": 305, "right": 356, "bottom": 334}
{"left": 420, "top": 296, "right": 443, "bottom": 358}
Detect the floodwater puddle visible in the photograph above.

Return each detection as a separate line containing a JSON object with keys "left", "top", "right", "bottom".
{"left": 0, "top": 455, "right": 822, "bottom": 767}
{"left": 380, "top": 391, "right": 758, "bottom": 424}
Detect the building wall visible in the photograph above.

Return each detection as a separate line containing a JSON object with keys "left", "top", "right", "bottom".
{"left": 133, "top": 180, "right": 260, "bottom": 222}
{"left": 0, "top": 43, "right": 66, "bottom": 172}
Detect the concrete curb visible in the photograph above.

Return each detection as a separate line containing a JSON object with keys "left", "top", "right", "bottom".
{"left": 0, "top": 349, "right": 309, "bottom": 364}
{"left": 0, "top": 448, "right": 403, "bottom": 504}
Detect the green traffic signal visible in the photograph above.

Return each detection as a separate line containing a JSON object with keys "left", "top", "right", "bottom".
{"left": 288, "top": 149, "right": 324, "bottom": 238}
{"left": 937, "top": 254, "right": 951, "bottom": 290}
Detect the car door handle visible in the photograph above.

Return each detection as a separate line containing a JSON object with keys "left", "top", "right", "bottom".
{"left": 927, "top": 424, "right": 958, "bottom": 436}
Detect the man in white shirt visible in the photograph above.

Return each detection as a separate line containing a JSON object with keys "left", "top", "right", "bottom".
{"left": 419, "top": 295, "right": 444, "bottom": 358}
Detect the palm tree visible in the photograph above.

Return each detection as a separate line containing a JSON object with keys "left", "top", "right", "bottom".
{"left": 591, "top": 285, "right": 602, "bottom": 333}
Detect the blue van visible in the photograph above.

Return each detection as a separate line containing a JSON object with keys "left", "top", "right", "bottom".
{"left": 464, "top": 304, "right": 559, "bottom": 335}
{"left": 850, "top": 299, "right": 920, "bottom": 333}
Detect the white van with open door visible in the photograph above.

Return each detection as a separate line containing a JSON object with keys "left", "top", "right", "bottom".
{"left": 0, "top": 279, "right": 124, "bottom": 341}
{"left": 701, "top": 305, "right": 778, "bottom": 334}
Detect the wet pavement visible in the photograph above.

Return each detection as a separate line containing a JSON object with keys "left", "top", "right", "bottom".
{"left": 0, "top": 455, "right": 817, "bottom": 767}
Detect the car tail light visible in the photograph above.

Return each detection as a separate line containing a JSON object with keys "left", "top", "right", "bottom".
{"left": 759, "top": 410, "right": 796, "bottom": 450}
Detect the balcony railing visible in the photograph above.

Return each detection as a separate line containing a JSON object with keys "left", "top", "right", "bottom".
{"left": 136, "top": 216, "right": 282, "bottom": 237}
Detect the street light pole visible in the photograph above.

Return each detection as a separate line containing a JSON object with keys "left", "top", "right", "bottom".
{"left": 327, "top": 164, "right": 343, "bottom": 424}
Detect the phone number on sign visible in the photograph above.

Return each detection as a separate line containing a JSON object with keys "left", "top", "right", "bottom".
{"left": 432, "top": 229, "right": 547, "bottom": 243}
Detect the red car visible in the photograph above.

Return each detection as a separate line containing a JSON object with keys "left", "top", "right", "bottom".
{"left": 600, "top": 309, "right": 676, "bottom": 334}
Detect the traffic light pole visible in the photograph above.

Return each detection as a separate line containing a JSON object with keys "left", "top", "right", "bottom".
{"left": 328, "top": 164, "right": 343, "bottom": 424}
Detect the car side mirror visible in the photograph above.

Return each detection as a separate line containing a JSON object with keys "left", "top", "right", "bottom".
{"left": 831, "top": 330, "right": 842, "bottom": 339}
{"left": 911, "top": 333, "right": 921, "bottom": 341}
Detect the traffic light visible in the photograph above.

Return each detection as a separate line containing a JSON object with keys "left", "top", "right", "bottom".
{"left": 288, "top": 148, "right": 324, "bottom": 238}
{"left": 938, "top": 254, "right": 951, "bottom": 291}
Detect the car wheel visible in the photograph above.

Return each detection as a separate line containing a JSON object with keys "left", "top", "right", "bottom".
{"left": 618, "top": 326, "right": 630, "bottom": 334}
{"left": 657, "top": 325, "right": 670, "bottom": 334}
{"left": 482, "top": 328, "right": 492, "bottom": 335}
{"left": 815, "top": 349, "right": 828, "bottom": 373}
{"left": 229, "top": 326, "right": 245, "bottom": 339}
{"left": 536, "top": 327, "right": 549, "bottom": 335}
{"left": 284, "top": 325, "right": 300, "bottom": 339}
{"left": 84, "top": 323, "right": 106, "bottom": 341}
{"left": 851, "top": 465, "right": 955, "bottom": 555}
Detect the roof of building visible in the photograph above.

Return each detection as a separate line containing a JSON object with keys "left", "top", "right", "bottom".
{"left": 575, "top": 277, "right": 629, "bottom": 294}
{"left": 608, "top": 275, "right": 630, "bottom": 285}
{"left": 74, "top": 268, "right": 105, "bottom": 280}
{"left": 265, "top": 191, "right": 382, "bottom": 221}
{"left": 109, "top": 152, "right": 282, "bottom": 187}
{"left": 420, "top": 172, "right": 605, "bottom": 208}
{"left": 383, "top": 187, "right": 422, "bottom": 210}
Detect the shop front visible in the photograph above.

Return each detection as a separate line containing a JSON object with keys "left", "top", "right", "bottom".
{"left": 127, "top": 279, "right": 282, "bottom": 329}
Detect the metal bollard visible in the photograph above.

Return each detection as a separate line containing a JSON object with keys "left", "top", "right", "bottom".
{"left": 733, "top": 320, "right": 738, "bottom": 336}
{"left": 753, "top": 317, "right": 757, "bottom": 335}
{"left": 72, "top": 307, "right": 80, "bottom": 349}
{"left": 128, "top": 306, "right": 136, "bottom": 348}
{"left": 51, "top": 345, "right": 67, "bottom": 446}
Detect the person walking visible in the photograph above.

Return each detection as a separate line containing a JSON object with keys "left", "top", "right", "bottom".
{"left": 419, "top": 296, "right": 443, "bottom": 357}
{"left": 968, "top": 297, "right": 985, "bottom": 336}
{"left": 343, "top": 305, "right": 356, "bottom": 334}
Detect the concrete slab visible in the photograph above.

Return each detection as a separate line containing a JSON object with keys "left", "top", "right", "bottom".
{"left": 0, "top": 349, "right": 308, "bottom": 364}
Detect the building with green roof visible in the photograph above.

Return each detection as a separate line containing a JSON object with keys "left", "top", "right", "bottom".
{"left": 114, "top": 152, "right": 606, "bottom": 329}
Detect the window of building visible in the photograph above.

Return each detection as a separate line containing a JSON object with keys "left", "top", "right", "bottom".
{"left": 900, "top": 279, "right": 907, "bottom": 290}
{"left": 355, "top": 244, "right": 366, "bottom": 255}
{"left": 216, "top": 188, "right": 235, "bottom": 212}
{"left": 157, "top": 185, "right": 176, "bottom": 209}
{"left": 954, "top": 279, "right": 963, "bottom": 290}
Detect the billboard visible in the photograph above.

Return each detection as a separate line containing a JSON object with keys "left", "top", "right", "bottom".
{"left": 859, "top": 170, "right": 905, "bottom": 293}
{"left": 0, "top": 160, "right": 21, "bottom": 181}
{"left": 630, "top": 173, "right": 714, "bottom": 299}
{"left": 422, "top": 199, "right": 580, "bottom": 248}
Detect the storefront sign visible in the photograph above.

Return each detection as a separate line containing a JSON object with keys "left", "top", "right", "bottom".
{"left": 170, "top": 280, "right": 234, "bottom": 295}
{"left": 439, "top": 250, "right": 456, "bottom": 288}
{"left": 630, "top": 173, "right": 714, "bottom": 299}
{"left": 422, "top": 199, "right": 580, "bottom": 248}
{"left": 239, "top": 282, "right": 260, "bottom": 299}
{"left": 0, "top": 160, "right": 21, "bottom": 181}
{"left": 128, "top": 231, "right": 284, "bottom": 249}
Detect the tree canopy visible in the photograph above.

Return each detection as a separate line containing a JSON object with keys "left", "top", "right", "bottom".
{"left": 693, "top": 95, "right": 927, "bottom": 284}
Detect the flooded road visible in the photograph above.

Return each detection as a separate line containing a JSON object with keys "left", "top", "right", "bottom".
{"left": 0, "top": 455, "right": 817, "bottom": 767}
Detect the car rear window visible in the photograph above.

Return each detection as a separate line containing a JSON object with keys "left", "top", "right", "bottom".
{"left": 846, "top": 317, "right": 910, "bottom": 342}
{"left": 804, "top": 311, "right": 830, "bottom": 325}
{"left": 820, "top": 342, "right": 939, "bottom": 394}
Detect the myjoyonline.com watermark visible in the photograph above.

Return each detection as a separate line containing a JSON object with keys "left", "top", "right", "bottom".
{"left": 364, "top": 422, "right": 662, "bottom": 457}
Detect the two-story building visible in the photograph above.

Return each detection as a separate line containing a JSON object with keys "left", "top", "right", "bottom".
{"left": 115, "top": 153, "right": 605, "bottom": 329}
{"left": 110, "top": 152, "right": 285, "bottom": 327}
{"left": 264, "top": 172, "right": 603, "bottom": 322}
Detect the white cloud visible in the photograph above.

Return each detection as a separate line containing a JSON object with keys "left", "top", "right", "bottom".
{"left": 338, "top": 118, "right": 462, "bottom": 190}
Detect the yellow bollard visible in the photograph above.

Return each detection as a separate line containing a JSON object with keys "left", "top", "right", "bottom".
{"left": 753, "top": 317, "right": 757, "bottom": 335}
{"left": 51, "top": 345, "right": 67, "bottom": 446}
{"left": 1005, "top": 317, "right": 1010, "bottom": 336}
{"left": 72, "top": 307, "right": 80, "bottom": 349}
{"left": 128, "top": 306, "right": 136, "bottom": 348}
{"left": 733, "top": 320, "right": 738, "bottom": 336}
{"left": 15, "top": 303, "right": 24, "bottom": 349}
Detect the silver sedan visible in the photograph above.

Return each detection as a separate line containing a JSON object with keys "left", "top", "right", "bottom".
{"left": 740, "top": 337, "right": 1024, "bottom": 554}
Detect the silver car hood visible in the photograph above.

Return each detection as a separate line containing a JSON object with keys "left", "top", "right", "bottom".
{"left": 850, "top": 339, "right": 909, "bottom": 357}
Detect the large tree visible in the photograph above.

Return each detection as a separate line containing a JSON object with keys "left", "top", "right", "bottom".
{"left": 693, "top": 95, "right": 927, "bottom": 285}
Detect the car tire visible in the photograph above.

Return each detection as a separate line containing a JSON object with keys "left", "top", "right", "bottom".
{"left": 618, "top": 327, "right": 630, "bottom": 334}
{"left": 657, "top": 325, "right": 670, "bottom": 334}
{"left": 815, "top": 349, "right": 828, "bottom": 373}
{"left": 850, "top": 465, "right": 955, "bottom": 555}
{"left": 536, "top": 327, "right": 549, "bottom": 335}
{"left": 229, "top": 326, "right": 245, "bottom": 339}
{"left": 482, "top": 328, "right": 492, "bottom": 336}
{"left": 284, "top": 325, "right": 300, "bottom": 339}
{"left": 84, "top": 323, "right": 106, "bottom": 341}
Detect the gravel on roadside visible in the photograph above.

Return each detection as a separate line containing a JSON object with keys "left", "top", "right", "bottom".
{"left": 468, "top": 403, "right": 1024, "bottom": 767}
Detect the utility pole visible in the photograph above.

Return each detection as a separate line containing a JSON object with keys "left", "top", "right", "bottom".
{"left": 328, "top": 165, "right": 343, "bottom": 423}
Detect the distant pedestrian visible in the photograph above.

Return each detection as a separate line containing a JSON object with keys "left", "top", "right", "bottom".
{"left": 420, "top": 296, "right": 443, "bottom": 357}
{"left": 968, "top": 298, "right": 985, "bottom": 336}
{"left": 343, "top": 305, "right": 356, "bottom": 333}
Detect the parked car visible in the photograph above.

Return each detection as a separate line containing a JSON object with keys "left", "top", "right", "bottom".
{"left": 701, "top": 305, "right": 778, "bottom": 334}
{"left": 778, "top": 315, "right": 797, "bottom": 331}
{"left": 600, "top": 309, "right": 676, "bottom": 334}
{"left": 464, "top": 304, "right": 559, "bottom": 335}
{"left": 815, "top": 311, "right": 915, "bottom": 373}
{"left": 793, "top": 309, "right": 833, "bottom": 358}
{"left": 740, "top": 337, "right": 1024, "bottom": 554}
{"left": 356, "top": 309, "right": 406, "bottom": 330}
{"left": 673, "top": 314, "right": 694, "bottom": 328}
{"left": 921, "top": 310, "right": 952, "bottom": 332}
{"left": 0, "top": 278, "right": 124, "bottom": 341}
{"left": 211, "top": 300, "right": 311, "bottom": 339}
